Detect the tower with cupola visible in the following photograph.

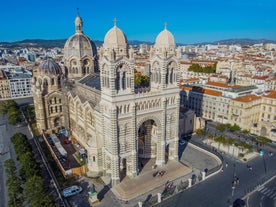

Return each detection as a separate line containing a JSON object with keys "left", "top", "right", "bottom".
{"left": 32, "top": 58, "right": 65, "bottom": 132}
{"left": 63, "top": 13, "right": 98, "bottom": 79}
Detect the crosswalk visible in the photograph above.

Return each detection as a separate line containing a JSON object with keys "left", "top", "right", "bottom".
{"left": 257, "top": 186, "right": 276, "bottom": 200}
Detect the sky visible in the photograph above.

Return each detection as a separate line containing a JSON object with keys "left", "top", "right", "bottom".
{"left": 1, "top": 0, "right": 276, "bottom": 44}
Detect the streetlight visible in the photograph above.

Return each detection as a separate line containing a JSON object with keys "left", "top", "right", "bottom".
{"left": 259, "top": 149, "right": 267, "bottom": 174}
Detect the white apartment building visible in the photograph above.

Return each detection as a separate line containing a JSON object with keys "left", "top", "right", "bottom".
{"left": 0, "top": 66, "right": 33, "bottom": 99}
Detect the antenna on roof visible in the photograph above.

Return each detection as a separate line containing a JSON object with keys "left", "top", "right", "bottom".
{"left": 77, "top": 8, "right": 80, "bottom": 16}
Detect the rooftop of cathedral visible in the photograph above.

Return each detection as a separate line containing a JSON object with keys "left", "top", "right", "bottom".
{"left": 78, "top": 73, "right": 101, "bottom": 90}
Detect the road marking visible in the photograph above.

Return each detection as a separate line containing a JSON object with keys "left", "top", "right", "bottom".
{"left": 258, "top": 186, "right": 265, "bottom": 191}
{"left": 260, "top": 187, "right": 267, "bottom": 193}
{"left": 270, "top": 192, "right": 276, "bottom": 198}
{"left": 266, "top": 191, "right": 275, "bottom": 197}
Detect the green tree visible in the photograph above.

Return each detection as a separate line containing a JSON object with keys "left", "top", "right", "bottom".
{"left": 19, "top": 152, "right": 40, "bottom": 180}
{"left": 5, "top": 160, "right": 24, "bottom": 207}
{"left": 25, "top": 175, "right": 54, "bottom": 207}
{"left": 195, "top": 128, "right": 205, "bottom": 137}
{"left": 216, "top": 123, "right": 226, "bottom": 132}
{"left": 134, "top": 71, "right": 150, "bottom": 88}
{"left": 0, "top": 101, "right": 9, "bottom": 115}
{"left": 4, "top": 159, "right": 16, "bottom": 176}
{"left": 229, "top": 124, "right": 241, "bottom": 131}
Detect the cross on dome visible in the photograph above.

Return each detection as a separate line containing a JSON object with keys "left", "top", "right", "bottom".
{"left": 113, "top": 18, "right": 117, "bottom": 26}
{"left": 164, "top": 22, "right": 167, "bottom": 30}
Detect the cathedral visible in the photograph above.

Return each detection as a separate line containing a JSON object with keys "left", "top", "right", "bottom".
{"left": 32, "top": 14, "right": 181, "bottom": 186}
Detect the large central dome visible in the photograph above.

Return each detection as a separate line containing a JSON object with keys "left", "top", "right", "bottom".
{"left": 64, "top": 14, "right": 97, "bottom": 59}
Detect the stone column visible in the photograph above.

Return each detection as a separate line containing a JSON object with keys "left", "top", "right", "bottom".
{"left": 110, "top": 106, "right": 120, "bottom": 186}
{"left": 34, "top": 89, "right": 46, "bottom": 132}
{"left": 201, "top": 171, "right": 206, "bottom": 181}
{"left": 128, "top": 103, "right": 138, "bottom": 177}
{"left": 188, "top": 178, "right": 192, "bottom": 188}
{"left": 173, "top": 96, "right": 180, "bottom": 161}
{"left": 100, "top": 104, "right": 107, "bottom": 176}
{"left": 156, "top": 98, "right": 166, "bottom": 166}
{"left": 158, "top": 193, "right": 162, "bottom": 203}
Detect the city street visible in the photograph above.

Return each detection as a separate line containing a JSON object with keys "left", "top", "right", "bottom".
{"left": 155, "top": 140, "right": 276, "bottom": 207}
{"left": 245, "top": 176, "right": 276, "bottom": 207}
{"left": 0, "top": 114, "right": 19, "bottom": 207}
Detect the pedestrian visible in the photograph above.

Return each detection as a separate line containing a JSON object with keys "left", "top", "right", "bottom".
{"left": 221, "top": 168, "right": 224, "bottom": 174}
{"left": 225, "top": 162, "right": 228, "bottom": 168}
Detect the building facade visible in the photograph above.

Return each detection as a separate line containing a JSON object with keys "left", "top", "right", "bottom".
{"left": 0, "top": 66, "right": 32, "bottom": 99}
{"left": 32, "top": 15, "right": 181, "bottom": 186}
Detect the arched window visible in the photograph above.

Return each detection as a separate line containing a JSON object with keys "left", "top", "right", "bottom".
{"left": 122, "top": 71, "right": 126, "bottom": 90}
{"left": 115, "top": 71, "right": 120, "bottom": 90}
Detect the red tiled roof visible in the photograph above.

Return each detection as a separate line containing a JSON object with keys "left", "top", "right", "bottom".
{"left": 180, "top": 85, "right": 222, "bottom": 96}
{"left": 233, "top": 94, "right": 261, "bottom": 102}
{"left": 206, "top": 81, "right": 242, "bottom": 89}
{"left": 263, "top": 90, "right": 276, "bottom": 99}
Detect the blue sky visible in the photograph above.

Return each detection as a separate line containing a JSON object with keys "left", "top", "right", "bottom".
{"left": 1, "top": 0, "right": 276, "bottom": 44}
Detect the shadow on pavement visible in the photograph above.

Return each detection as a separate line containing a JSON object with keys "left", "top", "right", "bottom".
{"left": 97, "top": 185, "right": 110, "bottom": 201}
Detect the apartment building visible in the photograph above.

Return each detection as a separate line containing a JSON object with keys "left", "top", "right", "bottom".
{"left": 228, "top": 94, "right": 262, "bottom": 130}
{"left": 180, "top": 81, "right": 276, "bottom": 141}
{"left": 0, "top": 70, "right": 10, "bottom": 99}
{"left": 0, "top": 67, "right": 32, "bottom": 99}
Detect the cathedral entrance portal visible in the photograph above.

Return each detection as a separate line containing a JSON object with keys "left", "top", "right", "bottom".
{"left": 138, "top": 120, "right": 158, "bottom": 171}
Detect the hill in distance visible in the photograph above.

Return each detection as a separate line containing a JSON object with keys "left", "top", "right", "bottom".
{"left": 0, "top": 38, "right": 276, "bottom": 49}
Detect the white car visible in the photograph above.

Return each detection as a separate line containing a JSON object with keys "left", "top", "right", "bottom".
{"left": 63, "top": 185, "right": 82, "bottom": 197}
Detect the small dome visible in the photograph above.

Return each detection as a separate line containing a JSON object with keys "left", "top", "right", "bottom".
{"left": 38, "top": 59, "right": 62, "bottom": 76}
{"left": 103, "top": 25, "right": 128, "bottom": 48}
{"left": 155, "top": 28, "right": 175, "bottom": 48}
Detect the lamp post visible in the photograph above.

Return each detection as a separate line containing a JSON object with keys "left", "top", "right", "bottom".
{"left": 259, "top": 149, "right": 267, "bottom": 174}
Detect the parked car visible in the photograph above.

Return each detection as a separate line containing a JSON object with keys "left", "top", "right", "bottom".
{"left": 62, "top": 185, "right": 82, "bottom": 197}
{"left": 64, "top": 139, "right": 71, "bottom": 144}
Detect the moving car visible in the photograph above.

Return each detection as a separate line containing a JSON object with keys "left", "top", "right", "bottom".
{"left": 62, "top": 185, "right": 82, "bottom": 197}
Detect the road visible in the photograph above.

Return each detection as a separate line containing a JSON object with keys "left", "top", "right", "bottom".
{"left": 0, "top": 114, "right": 20, "bottom": 207}
{"left": 155, "top": 140, "right": 276, "bottom": 207}
{"left": 245, "top": 176, "right": 276, "bottom": 207}
{"left": 0, "top": 108, "right": 67, "bottom": 207}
